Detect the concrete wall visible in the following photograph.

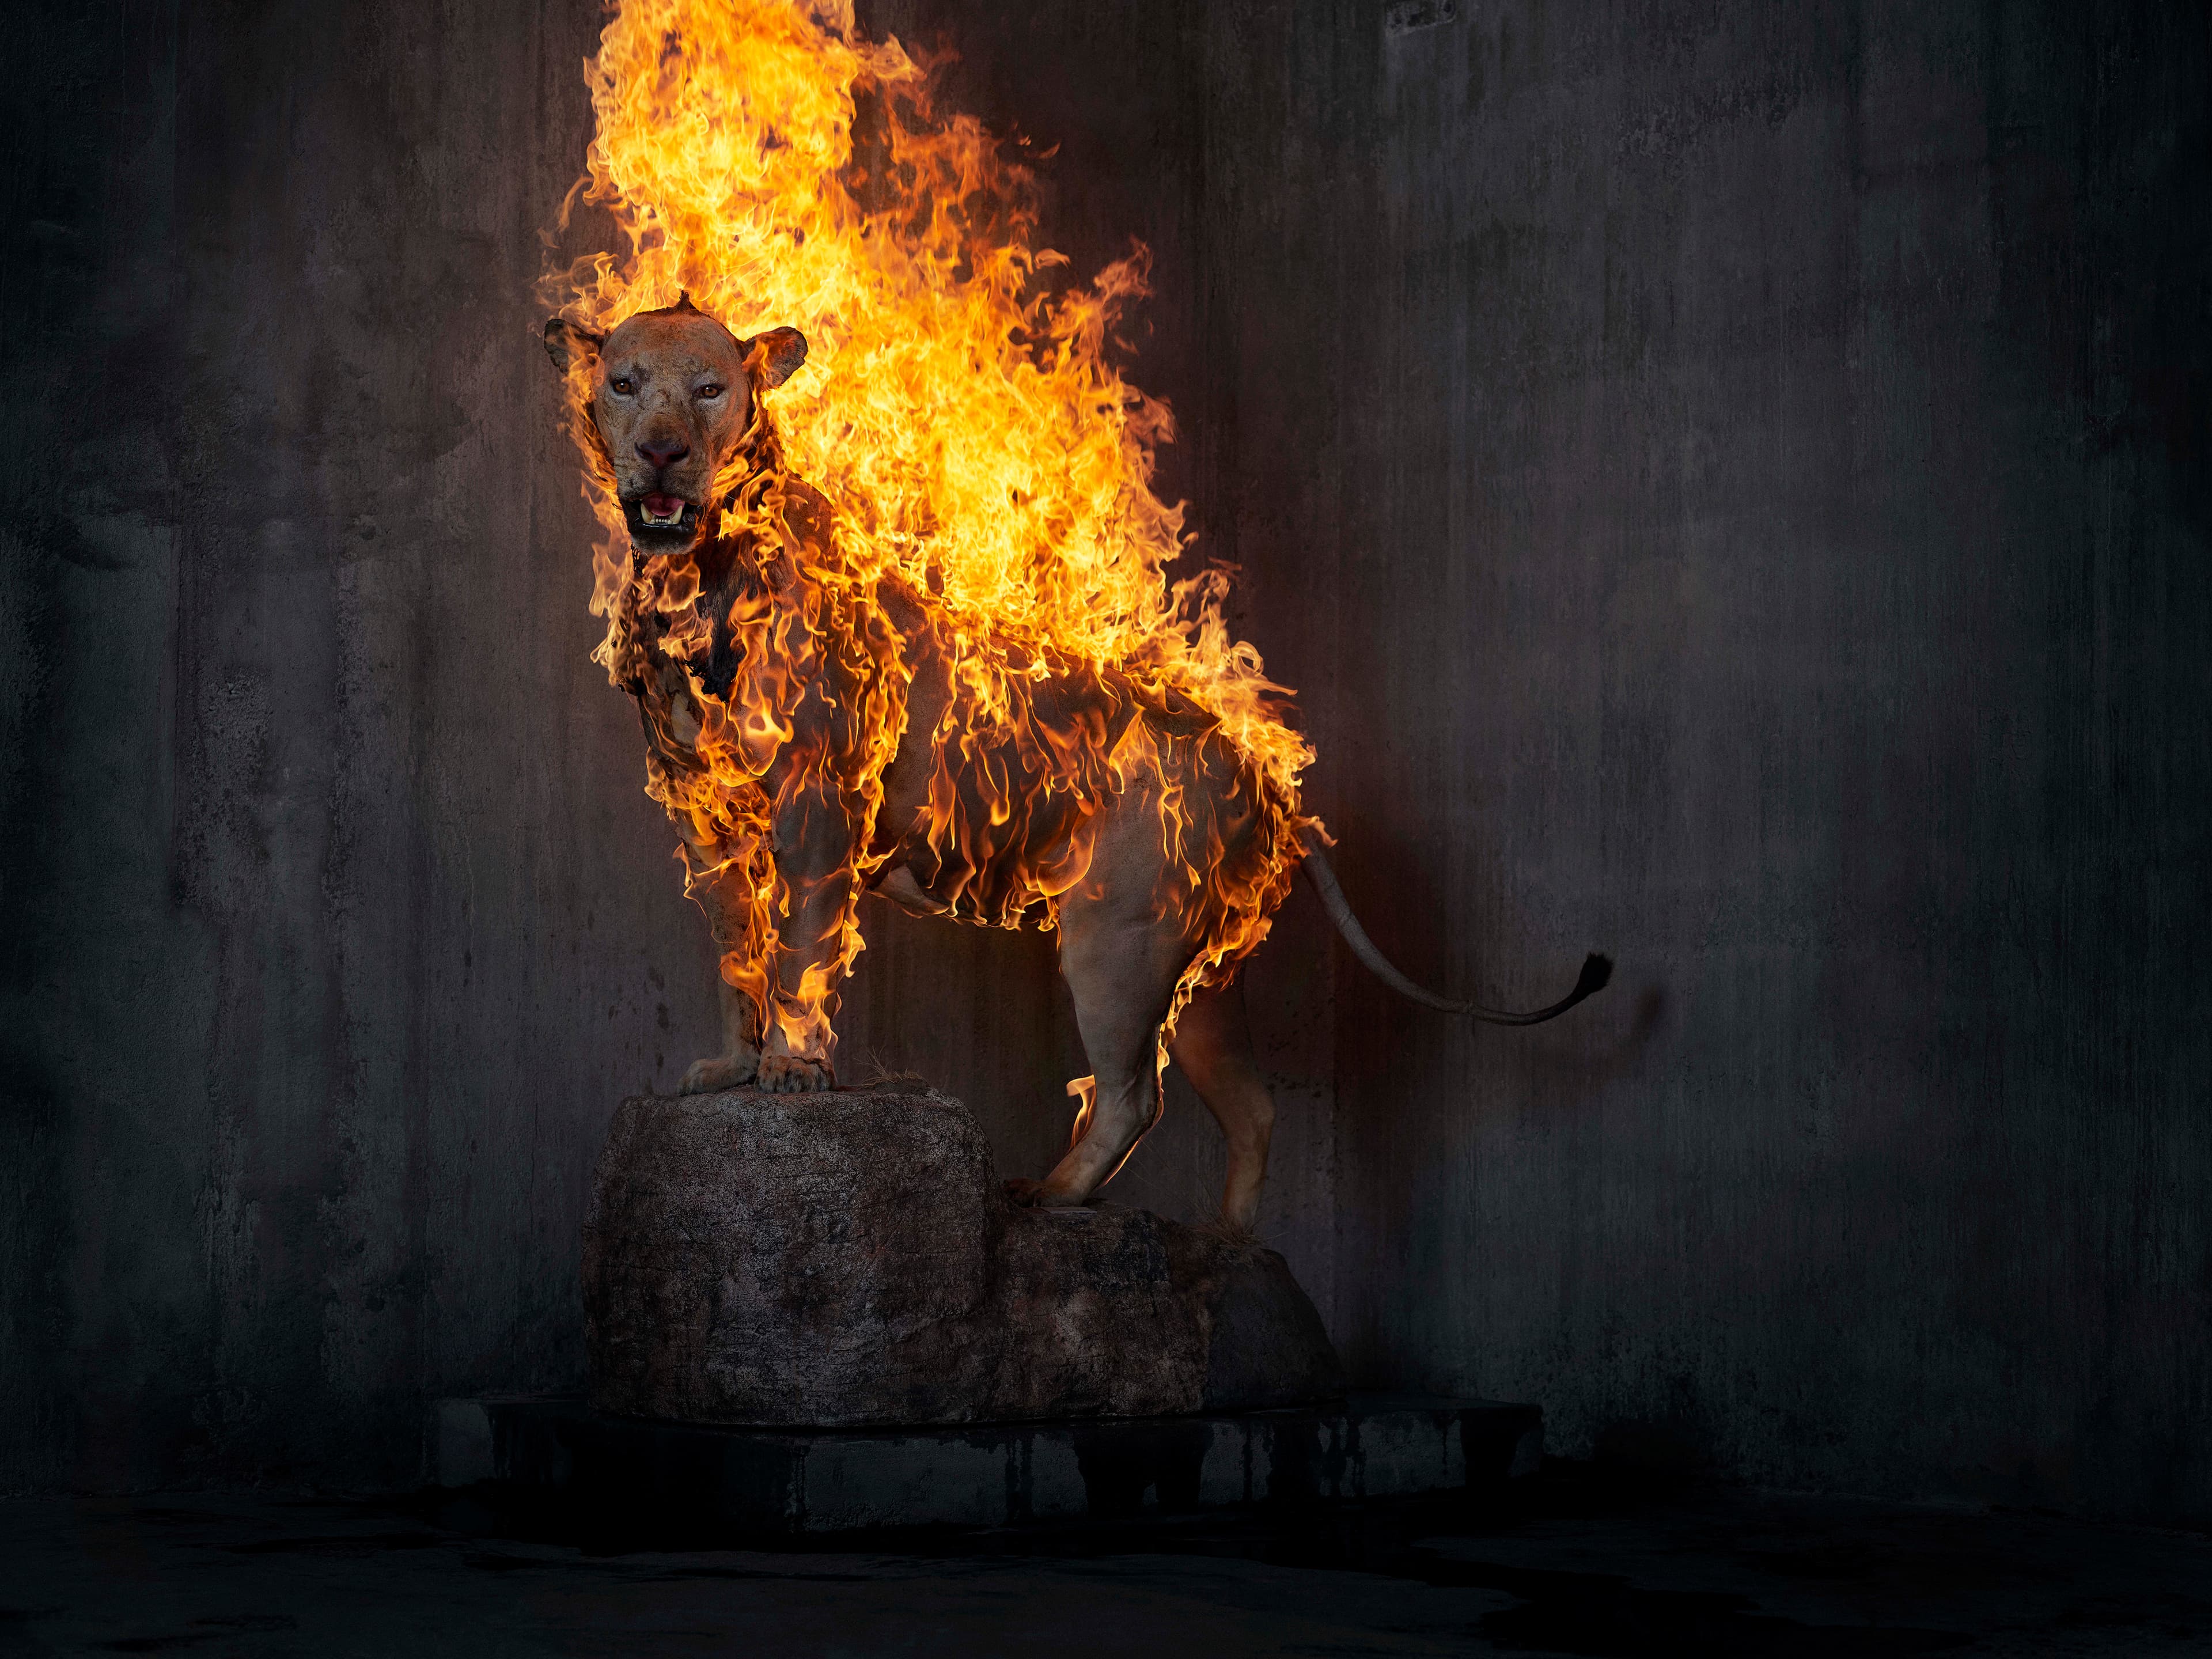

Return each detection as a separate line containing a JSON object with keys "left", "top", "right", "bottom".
{"left": 3, "top": 0, "right": 693, "bottom": 1490}
{"left": 3, "top": 0, "right": 2206, "bottom": 1518}
{"left": 1188, "top": 0, "right": 2210, "bottom": 1517}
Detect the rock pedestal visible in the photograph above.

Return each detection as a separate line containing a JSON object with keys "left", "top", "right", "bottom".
{"left": 582, "top": 1086, "right": 1344, "bottom": 1426}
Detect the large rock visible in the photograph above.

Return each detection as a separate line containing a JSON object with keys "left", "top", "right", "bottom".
{"left": 582, "top": 1086, "right": 1344, "bottom": 1425}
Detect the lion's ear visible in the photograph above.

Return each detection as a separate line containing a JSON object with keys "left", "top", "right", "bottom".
{"left": 744, "top": 326, "right": 809, "bottom": 389}
{"left": 543, "top": 317, "right": 605, "bottom": 375}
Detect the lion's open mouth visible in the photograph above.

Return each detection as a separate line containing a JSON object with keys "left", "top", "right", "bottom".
{"left": 625, "top": 493, "right": 702, "bottom": 540}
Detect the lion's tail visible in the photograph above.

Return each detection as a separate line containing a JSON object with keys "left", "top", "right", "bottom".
{"left": 1297, "top": 832, "right": 1611, "bottom": 1027}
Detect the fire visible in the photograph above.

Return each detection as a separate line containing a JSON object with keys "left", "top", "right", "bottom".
{"left": 543, "top": 0, "right": 1318, "bottom": 1071}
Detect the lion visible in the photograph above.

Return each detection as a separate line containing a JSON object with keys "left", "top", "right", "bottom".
{"left": 543, "top": 297, "right": 1608, "bottom": 1230}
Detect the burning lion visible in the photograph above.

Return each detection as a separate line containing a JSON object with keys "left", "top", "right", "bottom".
{"left": 543, "top": 0, "right": 1606, "bottom": 1228}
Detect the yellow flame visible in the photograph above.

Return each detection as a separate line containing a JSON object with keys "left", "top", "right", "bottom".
{"left": 544, "top": 0, "right": 1317, "bottom": 1066}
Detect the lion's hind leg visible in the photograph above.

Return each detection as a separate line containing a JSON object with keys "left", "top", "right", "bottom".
{"left": 1166, "top": 976, "right": 1275, "bottom": 1234}
{"left": 1009, "top": 869, "right": 1191, "bottom": 1211}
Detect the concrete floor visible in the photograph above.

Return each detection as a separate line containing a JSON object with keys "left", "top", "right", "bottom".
{"left": 1, "top": 1469, "right": 2206, "bottom": 1656}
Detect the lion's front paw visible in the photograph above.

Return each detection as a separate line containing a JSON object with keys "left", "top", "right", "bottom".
{"left": 756, "top": 1054, "right": 834, "bottom": 1093}
{"left": 679, "top": 1051, "right": 762, "bottom": 1095}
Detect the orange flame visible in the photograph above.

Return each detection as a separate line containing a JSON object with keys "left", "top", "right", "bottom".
{"left": 544, "top": 0, "right": 1317, "bottom": 1071}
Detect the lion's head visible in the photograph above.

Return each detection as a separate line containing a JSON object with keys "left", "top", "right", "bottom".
{"left": 543, "top": 296, "right": 807, "bottom": 555}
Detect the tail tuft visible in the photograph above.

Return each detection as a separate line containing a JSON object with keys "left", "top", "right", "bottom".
{"left": 1298, "top": 837, "right": 1612, "bottom": 1027}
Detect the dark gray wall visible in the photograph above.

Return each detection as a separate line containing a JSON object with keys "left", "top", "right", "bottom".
{"left": 2, "top": 0, "right": 694, "bottom": 1490}
{"left": 3, "top": 0, "right": 2206, "bottom": 1520}
{"left": 1187, "top": 0, "right": 2210, "bottom": 1517}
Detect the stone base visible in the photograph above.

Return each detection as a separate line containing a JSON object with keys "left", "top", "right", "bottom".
{"left": 583, "top": 1085, "right": 1343, "bottom": 1425}
{"left": 430, "top": 1395, "right": 1543, "bottom": 1532}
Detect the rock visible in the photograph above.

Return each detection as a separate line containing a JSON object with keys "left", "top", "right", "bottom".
{"left": 582, "top": 1087, "right": 1344, "bottom": 1425}
{"left": 582, "top": 1087, "right": 1001, "bottom": 1425}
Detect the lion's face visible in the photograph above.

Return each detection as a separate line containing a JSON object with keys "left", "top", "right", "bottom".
{"left": 544, "top": 302, "right": 806, "bottom": 555}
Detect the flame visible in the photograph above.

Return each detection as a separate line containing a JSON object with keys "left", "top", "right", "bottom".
{"left": 544, "top": 0, "right": 1319, "bottom": 1075}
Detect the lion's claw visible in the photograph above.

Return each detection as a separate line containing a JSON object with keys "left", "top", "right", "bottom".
{"left": 756, "top": 1054, "right": 834, "bottom": 1093}
{"left": 679, "top": 1051, "right": 760, "bottom": 1094}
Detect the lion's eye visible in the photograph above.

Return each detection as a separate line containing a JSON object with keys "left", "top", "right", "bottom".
{"left": 609, "top": 376, "right": 635, "bottom": 395}
{"left": 697, "top": 383, "right": 724, "bottom": 400}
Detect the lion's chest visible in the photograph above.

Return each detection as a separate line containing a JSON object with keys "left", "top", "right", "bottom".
{"left": 628, "top": 566, "right": 757, "bottom": 776}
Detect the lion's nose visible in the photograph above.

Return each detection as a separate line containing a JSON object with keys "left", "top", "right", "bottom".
{"left": 637, "top": 435, "right": 690, "bottom": 470}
